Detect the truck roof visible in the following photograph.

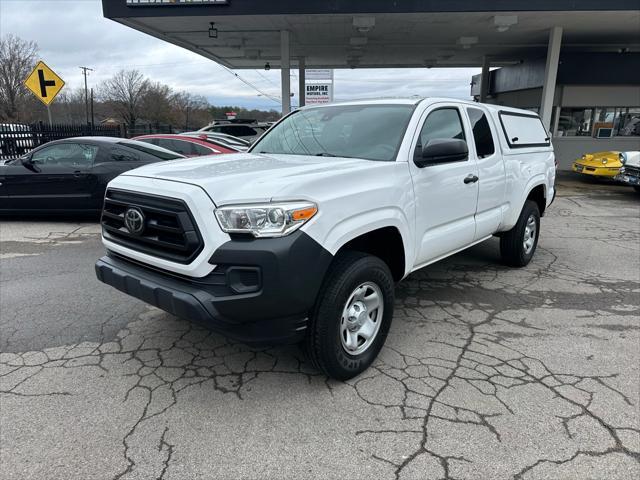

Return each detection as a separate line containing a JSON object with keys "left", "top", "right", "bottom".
{"left": 298, "top": 97, "right": 540, "bottom": 119}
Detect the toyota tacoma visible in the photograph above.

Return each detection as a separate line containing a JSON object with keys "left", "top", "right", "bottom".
{"left": 95, "top": 98, "right": 556, "bottom": 380}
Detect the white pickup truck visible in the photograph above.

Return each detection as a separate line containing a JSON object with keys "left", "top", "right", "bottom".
{"left": 95, "top": 98, "right": 556, "bottom": 380}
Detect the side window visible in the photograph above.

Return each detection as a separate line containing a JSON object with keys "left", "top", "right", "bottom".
{"left": 111, "top": 147, "right": 140, "bottom": 162}
{"left": 191, "top": 143, "right": 214, "bottom": 156}
{"left": 138, "top": 138, "right": 160, "bottom": 146}
{"left": 31, "top": 145, "right": 66, "bottom": 165}
{"left": 32, "top": 143, "right": 98, "bottom": 167}
{"left": 153, "top": 139, "right": 172, "bottom": 151}
{"left": 419, "top": 108, "right": 466, "bottom": 147}
{"left": 221, "top": 126, "right": 257, "bottom": 136}
{"left": 467, "top": 108, "right": 496, "bottom": 158}
{"left": 166, "top": 139, "right": 194, "bottom": 156}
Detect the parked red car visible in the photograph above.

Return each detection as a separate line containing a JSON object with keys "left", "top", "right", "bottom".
{"left": 132, "top": 134, "right": 238, "bottom": 157}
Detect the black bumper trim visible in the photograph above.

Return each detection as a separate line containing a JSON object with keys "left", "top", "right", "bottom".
{"left": 95, "top": 231, "right": 333, "bottom": 345}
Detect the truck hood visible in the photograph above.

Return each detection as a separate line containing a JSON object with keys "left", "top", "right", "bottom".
{"left": 121, "top": 152, "right": 394, "bottom": 205}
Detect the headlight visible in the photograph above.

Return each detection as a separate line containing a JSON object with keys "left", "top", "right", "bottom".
{"left": 620, "top": 153, "right": 627, "bottom": 165}
{"left": 215, "top": 201, "right": 317, "bottom": 238}
{"left": 602, "top": 158, "right": 608, "bottom": 164}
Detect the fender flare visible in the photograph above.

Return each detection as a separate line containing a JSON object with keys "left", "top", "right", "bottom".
{"left": 318, "top": 206, "right": 413, "bottom": 277}
{"left": 500, "top": 175, "right": 547, "bottom": 231}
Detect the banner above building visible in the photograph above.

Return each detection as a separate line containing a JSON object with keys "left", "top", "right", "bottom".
{"left": 126, "top": 0, "right": 229, "bottom": 5}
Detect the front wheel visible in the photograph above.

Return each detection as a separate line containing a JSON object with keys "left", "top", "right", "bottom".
{"left": 500, "top": 200, "right": 541, "bottom": 267}
{"left": 304, "top": 251, "right": 395, "bottom": 380}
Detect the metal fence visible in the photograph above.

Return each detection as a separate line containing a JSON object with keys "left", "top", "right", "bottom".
{"left": 124, "top": 123, "right": 176, "bottom": 138}
{"left": 0, "top": 122, "right": 122, "bottom": 161}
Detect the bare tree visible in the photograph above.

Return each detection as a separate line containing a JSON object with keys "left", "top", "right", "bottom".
{"left": 0, "top": 34, "right": 38, "bottom": 122}
{"left": 172, "top": 91, "right": 210, "bottom": 129}
{"left": 141, "top": 81, "right": 174, "bottom": 125}
{"left": 99, "top": 69, "right": 149, "bottom": 127}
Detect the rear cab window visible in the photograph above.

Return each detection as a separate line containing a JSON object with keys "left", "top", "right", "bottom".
{"left": 498, "top": 111, "right": 550, "bottom": 148}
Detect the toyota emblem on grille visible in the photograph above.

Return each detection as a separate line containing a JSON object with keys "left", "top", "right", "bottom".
{"left": 124, "top": 207, "right": 145, "bottom": 235}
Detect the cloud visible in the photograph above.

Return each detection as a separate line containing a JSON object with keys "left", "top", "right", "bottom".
{"left": 0, "top": 0, "right": 479, "bottom": 109}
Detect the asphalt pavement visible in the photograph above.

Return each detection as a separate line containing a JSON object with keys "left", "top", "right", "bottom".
{"left": 1, "top": 175, "right": 639, "bottom": 480}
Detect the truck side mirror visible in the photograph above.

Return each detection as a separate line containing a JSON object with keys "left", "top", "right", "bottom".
{"left": 415, "top": 138, "right": 468, "bottom": 167}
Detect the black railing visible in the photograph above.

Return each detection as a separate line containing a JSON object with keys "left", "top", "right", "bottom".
{"left": 0, "top": 122, "right": 122, "bottom": 160}
{"left": 124, "top": 123, "right": 176, "bottom": 138}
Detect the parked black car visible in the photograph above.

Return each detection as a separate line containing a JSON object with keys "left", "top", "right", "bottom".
{"left": 0, "top": 137, "right": 184, "bottom": 214}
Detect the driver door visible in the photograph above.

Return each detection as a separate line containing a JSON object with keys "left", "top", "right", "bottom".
{"left": 5, "top": 142, "right": 98, "bottom": 211}
{"left": 409, "top": 105, "right": 480, "bottom": 268}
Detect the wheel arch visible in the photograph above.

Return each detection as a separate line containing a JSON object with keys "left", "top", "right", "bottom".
{"left": 333, "top": 225, "right": 407, "bottom": 282}
{"left": 526, "top": 183, "right": 547, "bottom": 217}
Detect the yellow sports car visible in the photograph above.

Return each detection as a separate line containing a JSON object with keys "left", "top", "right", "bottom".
{"left": 572, "top": 151, "right": 622, "bottom": 177}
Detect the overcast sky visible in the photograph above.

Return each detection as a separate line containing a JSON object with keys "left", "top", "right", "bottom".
{"left": 0, "top": 0, "right": 479, "bottom": 110}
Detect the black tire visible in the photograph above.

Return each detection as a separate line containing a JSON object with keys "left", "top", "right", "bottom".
{"left": 500, "top": 200, "right": 540, "bottom": 267}
{"left": 304, "top": 251, "right": 395, "bottom": 380}
{"left": 634, "top": 186, "right": 640, "bottom": 194}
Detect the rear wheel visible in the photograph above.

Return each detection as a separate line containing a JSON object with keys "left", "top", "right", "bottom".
{"left": 304, "top": 251, "right": 394, "bottom": 380}
{"left": 500, "top": 200, "right": 540, "bottom": 267}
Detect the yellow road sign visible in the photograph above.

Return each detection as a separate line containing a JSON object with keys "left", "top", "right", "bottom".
{"left": 24, "top": 61, "right": 65, "bottom": 106}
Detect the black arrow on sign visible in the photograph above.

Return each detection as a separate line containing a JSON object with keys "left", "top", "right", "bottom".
{"left": 37, "top": 69, "right": 56, "bottom": 97}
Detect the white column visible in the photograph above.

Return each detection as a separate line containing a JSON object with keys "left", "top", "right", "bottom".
{"left": 480, "top": 56, "right": 490, "bottom": 103}
{"left": 280, "top": 30, "right": 291, "bottom": 115}
{"left": 298, "top": 57, "right": 306, "bottom": 107}
{"left": 540, "top": 26, "right": 563, "bottom": 130}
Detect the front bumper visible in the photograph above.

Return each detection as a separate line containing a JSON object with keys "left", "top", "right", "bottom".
{"left": 572, "top": 162, "right": 620, "bottom": 177}
{"left": 614, "top": 169, "right": 640, "bottom": 186}
{"left": 95, "top": 231, "right": 333, "bottom": 345}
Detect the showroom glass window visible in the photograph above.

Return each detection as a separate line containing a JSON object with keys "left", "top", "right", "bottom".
{"left": 555, "top": 107, "right": 640, "bottom": 137}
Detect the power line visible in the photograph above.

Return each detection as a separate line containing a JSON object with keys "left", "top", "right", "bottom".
{"left": 218, "top": 64, "right": 281, "bottom": 104}
{"left": 106, "top": 59, "right": 282, "bottom": 105}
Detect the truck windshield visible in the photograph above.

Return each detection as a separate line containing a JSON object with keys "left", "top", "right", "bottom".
{"left": 251, "top": 104, "right": 415, "bottom": 161}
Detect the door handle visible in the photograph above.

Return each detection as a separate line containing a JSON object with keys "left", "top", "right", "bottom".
{"left": 73, "top": 171, "right": 83, "bottom": 177}
{"left": 464, "top": 174, "right": 479, "bottom": 184}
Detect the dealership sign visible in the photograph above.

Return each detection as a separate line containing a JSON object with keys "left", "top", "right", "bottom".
{"left": 305, "top": 69, "right": 334, "bottom": 105}
{"left": 305, "top": 84, "right": 333, "bottom": 105}
{"left": 126, "top": 0, "right": 229, "bottom": 5}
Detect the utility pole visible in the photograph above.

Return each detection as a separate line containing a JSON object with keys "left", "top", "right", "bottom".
{"left": 90, "top": 88, "right": 95, "bottom": 132}
{"left": 79, "top": 66, "right": 94, "bottom": 125}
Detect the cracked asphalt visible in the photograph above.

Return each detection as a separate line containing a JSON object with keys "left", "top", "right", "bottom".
{"left": 1, "top": 174, "right": 639, "bottom": 480}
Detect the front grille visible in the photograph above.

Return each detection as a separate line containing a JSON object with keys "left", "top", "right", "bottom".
{"left": 624, "top": 166, "right": 640, "bottom": 177}
{"left": 101, "top": 189, "right": 204, "bottom": 264}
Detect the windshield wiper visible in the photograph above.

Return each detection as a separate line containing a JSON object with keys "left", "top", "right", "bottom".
{"left": 315, "top": 152, "right": 355, "bottom": 158}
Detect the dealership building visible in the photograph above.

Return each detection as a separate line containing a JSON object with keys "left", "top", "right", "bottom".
{"left": 103, "top": 0, "right": 640, "bottom": 169}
